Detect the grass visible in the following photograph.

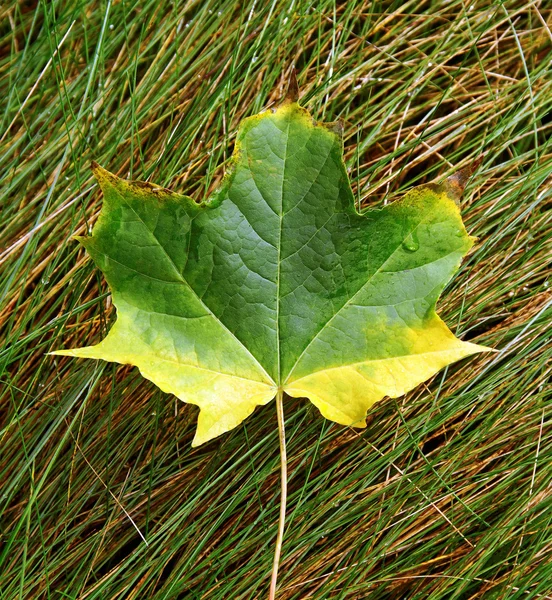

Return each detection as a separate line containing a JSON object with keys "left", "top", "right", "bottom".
{"left": 1, "top": 0, "right": 551, "bottom": 598}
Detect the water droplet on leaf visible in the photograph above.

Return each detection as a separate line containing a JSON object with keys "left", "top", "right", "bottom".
{"left": 402, "top": 231, "right": 419, "bottom": 252}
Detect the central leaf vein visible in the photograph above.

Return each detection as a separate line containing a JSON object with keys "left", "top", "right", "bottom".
{"left": 276, "top": 117, "right": 292, "bottom": 386}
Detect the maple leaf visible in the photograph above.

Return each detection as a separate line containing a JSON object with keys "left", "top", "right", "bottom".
{"left": 53, "top": 101, "right": 489, "bottom": 446}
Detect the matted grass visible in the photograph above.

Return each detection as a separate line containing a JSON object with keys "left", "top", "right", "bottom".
{"left": 1, "top": 1, "right": 551, "bottom": 598}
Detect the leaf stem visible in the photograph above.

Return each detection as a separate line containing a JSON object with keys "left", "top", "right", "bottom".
{"left": 269, "top": 389, "right": 287, "bottom": 600}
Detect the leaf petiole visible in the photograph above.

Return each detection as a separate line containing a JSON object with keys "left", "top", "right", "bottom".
{"left": 269, "top": 389, "right": 287, "bottom": 599}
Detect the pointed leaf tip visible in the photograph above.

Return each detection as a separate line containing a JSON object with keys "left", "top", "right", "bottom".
{"left": 445, "top": 156, "right": 483, "bottom": 202}
{"left": 285, "top": 66, "right": 299, "bottom": 103}
{"left": 91, "top": 160, "right": 111, "bottom": 180}
{"left": 90, "top": 160, "right": 111, "bottom": 181}
{"left": 322, "top": 119, "right": 344, "bottom": 138}
{"left": 90, "top": 162, "right": 123, "bottom": 192}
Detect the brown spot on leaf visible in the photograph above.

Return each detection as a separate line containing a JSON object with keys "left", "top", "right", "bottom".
{"left": 444, "top": 156, "right": 483, "bottom": 203}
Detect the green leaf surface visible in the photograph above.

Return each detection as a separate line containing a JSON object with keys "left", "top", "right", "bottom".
{"left": 54, "top": 101, "right": 489, "bottom": 446}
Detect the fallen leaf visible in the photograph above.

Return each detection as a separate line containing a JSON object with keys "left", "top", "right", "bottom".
{"left": 53, "top": 101, "right": 489, "bottom": 446}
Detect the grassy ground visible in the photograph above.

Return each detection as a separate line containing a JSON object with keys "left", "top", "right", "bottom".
{"left": 1, "top": 0, "right": 552, "bottom": 598}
